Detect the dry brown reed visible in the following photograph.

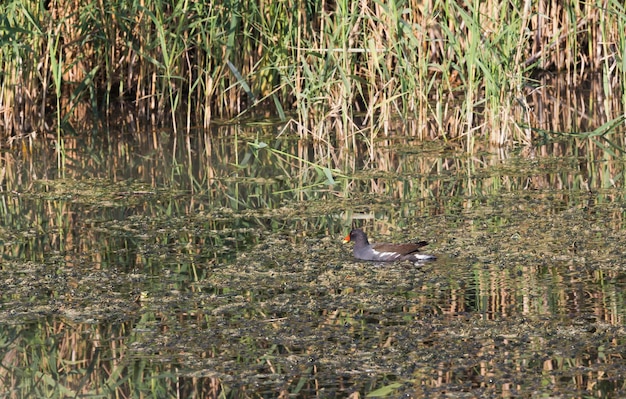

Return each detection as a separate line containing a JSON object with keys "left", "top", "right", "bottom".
{"left": 0, "top": 0, "right": 623, "bottom": 150}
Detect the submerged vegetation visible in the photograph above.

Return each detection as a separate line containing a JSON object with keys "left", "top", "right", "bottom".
{"left": 2, "top": 133, "right": 626, "bottom": 397}
{"left": 0, "top": 0, "right": 624, "bottom": 148}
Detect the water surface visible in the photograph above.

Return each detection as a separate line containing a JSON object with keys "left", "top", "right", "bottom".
{"left": 1, "top": 126, "right": 626, "bottom": 397}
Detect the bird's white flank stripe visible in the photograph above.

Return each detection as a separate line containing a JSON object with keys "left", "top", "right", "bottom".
{"left": 371, "top": 249, "right": 401, "bottom": 259}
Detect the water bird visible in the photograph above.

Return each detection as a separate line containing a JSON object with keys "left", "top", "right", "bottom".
{"left": 343, "top": 228, "right": 436, "bottom": 262}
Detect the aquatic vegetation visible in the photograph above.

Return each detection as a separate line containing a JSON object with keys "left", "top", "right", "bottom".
{"left": 0, "top": 0, "right": 624, "bottom": 153}
{"left": 2, "top": 125, "right": 626, "bottom": 397}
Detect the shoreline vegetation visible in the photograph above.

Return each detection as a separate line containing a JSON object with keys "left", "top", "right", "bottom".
{"left": 0, "top": 0, "right": 624, "bottom": 148}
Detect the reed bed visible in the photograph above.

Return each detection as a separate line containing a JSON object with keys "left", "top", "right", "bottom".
{"left": 0, "top": 0, "right": 624, "bottom": 148}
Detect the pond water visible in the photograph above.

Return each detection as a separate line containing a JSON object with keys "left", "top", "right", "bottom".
{"left": 1, "top": 125, "right": 626, "bottom": 398}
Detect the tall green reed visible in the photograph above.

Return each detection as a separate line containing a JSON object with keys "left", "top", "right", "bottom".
{"left": 0, "top": 0, "right": 624, "bottom": 155}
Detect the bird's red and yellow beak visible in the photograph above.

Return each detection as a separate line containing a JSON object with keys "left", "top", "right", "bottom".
{"left": 343, "top": 233, "right": 351, "bottom": 243}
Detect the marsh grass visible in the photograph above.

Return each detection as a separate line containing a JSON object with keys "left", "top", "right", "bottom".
{"left": 0, "top": 0, "right": 624, "bottom": 153}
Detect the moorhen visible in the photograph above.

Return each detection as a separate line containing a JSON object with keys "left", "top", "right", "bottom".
{"left": 344, "top": 228, "right": 436, "bottom": 262}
